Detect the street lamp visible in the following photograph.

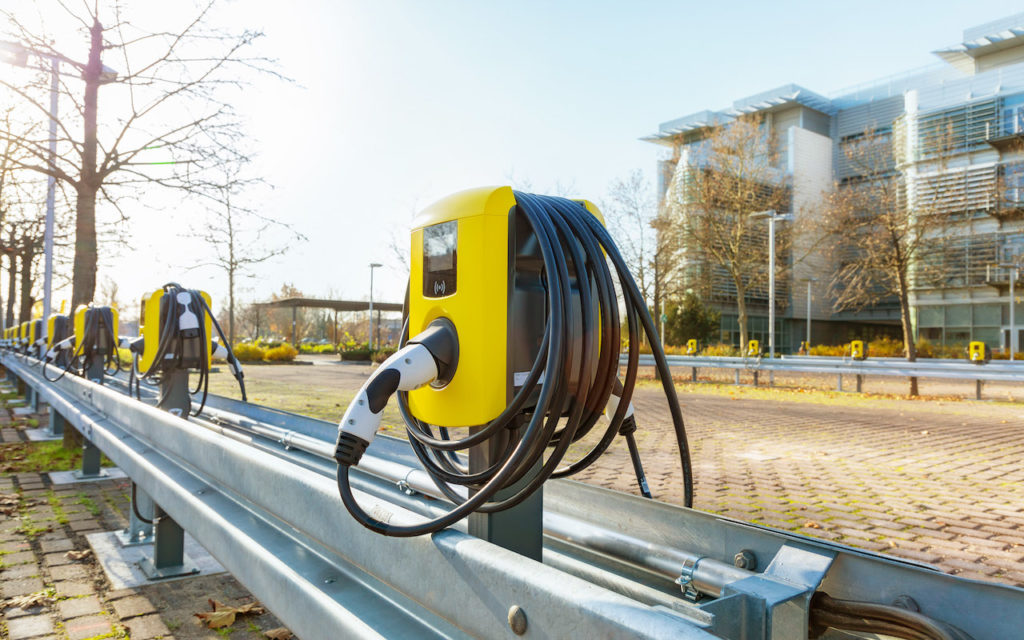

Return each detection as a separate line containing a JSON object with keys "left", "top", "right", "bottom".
{"left": 0, "top": 41, "right": 117, "bottom": 340}
{"left": 997, "top": 261, "right": 1021, "bottom": 360}
{"left": 750, "top": 210, "right": 792, "bottom": 360}
{"left": 368, "top": 262, "right": 382, "bottom": 350}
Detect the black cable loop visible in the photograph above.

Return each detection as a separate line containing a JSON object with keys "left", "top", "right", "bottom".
{"left": 337, "top": 192, "right": 694, "bottom": 536}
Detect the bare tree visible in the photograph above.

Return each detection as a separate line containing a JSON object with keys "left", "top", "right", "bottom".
{"left": 662, "top": 115, "right": 792, "bottom": 351}
{"left": 0, "top": 1, "right": 283, "bottom": 308}
{"left": 821, "top": 125, "right": 957, "bottom": 396}
{"left": 190, "top": 162, "right": 304, "bottom": 345}
{"left": 604, "top": 169, "right": 677, "bottom": 341}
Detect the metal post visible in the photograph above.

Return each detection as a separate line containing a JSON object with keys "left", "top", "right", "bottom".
{"left": 139, "top": 504, "right": 197, "bottom": 579}
{"left": 47, "top": 410, "right": 65, "bottom": 437}
{"left": 85, "top": 357, "right": 104, "bottom": 384}
{"left": 734, "top": 370, "right": 740, "bottom": 385}
{"left": 856, "top": 375, "right": 863, "bottom": 393}
{"left": 118, "top": 482, "right": 155, "bottom": 547}
{"left": 140, "top": 367, "right": 197, "bottom": 578}
{"left": 41, "top": 58, "right": 58, "bottom": 345}
{"left": 836, "top": 374, "right": 843, "bottom": 392}
{"left": 1011, "top": 268, "right": 1017, "bottom": 360}
{"left": 75, "top": 438, "right": 103, "bottom": 479}
{"left": 468, "top": 416, "right": 543, "bottom": 560}
{"left": 806, "top": 279, "right": 813, "bottom": 349}
{"left": 752, "top": 371, "right": 759, "bottom": 387}
{"left": 769, "top": 215, "right": 776, "bottom": 362}
{"left": 691, "top": 367, "right": 697, "bottom": 383}
{"left": 291, "top": 306, "right": 297, "bottom": 347}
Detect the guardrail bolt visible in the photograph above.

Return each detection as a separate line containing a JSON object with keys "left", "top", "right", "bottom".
{"left": 733, "top": 549, "right": 757, "bottom": 571}
{"left": 892, "top": 595, "right": 920, "bottom": 612}
{"left": 507, "top": 605, "right": 527, "bottom": 635}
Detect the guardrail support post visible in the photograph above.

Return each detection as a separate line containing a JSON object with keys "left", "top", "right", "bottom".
{"left": 16, "top": 374, "right": 26, "bottom": 396}
{"left": 976, "top": 380, "right": 983, "bottom": 401}
{"left": 836, "top": 374, "right": 842, "bottom": 392}
{"left": 47, "top": 410, "right": 65, "bottom": 437}
{"left": 691, "top": 367, "right": 697, "bottom": 383}
{"left": 85, "top": 358, "right": 105, "bottom": 384}
{"left": 734, "top": 370, "right": 740, "bottom": 385}
{"left": 74, "top": 438, "right": 105, "bottom": 479}
{"left": 856, "top": 375, "right": 863, "bottom": 393}
{"left": 752, "top": 371, "right": 759, "bottom": 386}
{"left": 157, "top": 370, "right": 190, "bottom": 416}
{"left": 29, "top": 387, "right": 40, "bottom": 413}
{"left": 118, "top": 483, "right": 155, "bottom": 546}
{"left": 139, "top": 505, "right": 198, "bottom": 580}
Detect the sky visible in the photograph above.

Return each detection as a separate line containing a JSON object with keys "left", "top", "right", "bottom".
{"left": 9, "top": 0, "right": 1024, "bottom": 317}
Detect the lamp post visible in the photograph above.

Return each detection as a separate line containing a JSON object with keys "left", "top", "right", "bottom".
{"left": 997, "top": 261, "right": 1020, "bottom": 360}
{"left": 368, "top": 263, "right": 382, "bottom": 350}
{"left": 0, "top": 41, "right": 117, "bottom": 341}
{"left": 751, "top": 210, "right": 792, "bottom": 359}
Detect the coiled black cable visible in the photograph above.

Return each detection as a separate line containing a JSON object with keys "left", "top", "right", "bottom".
{"left": 337, "top": 192, "right": 692, "bottom": 536}
{"left": 130, "top": 283, "right": 246, "bottom": 416}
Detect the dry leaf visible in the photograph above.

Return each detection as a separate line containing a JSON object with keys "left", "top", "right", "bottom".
{"left": 3, "top": 590, "right": 54, "bottom": 610}
{"left": 65, "top": 549, "right": 91, "bottom": 561}
{"left": 803, "top": 520, "right": 821, "bottom": 529}
{"left": 264, "top": 628, "right": 293, "bottom": 640}
{"left": 194, "top": 599, "right": 266, "bottom": 629}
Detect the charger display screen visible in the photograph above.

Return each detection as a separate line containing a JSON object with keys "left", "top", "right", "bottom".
{"left": 423, "top": 221, "right": 457, "bottom": 298}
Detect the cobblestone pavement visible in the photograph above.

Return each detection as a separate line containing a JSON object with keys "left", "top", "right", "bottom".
{"left": 572, "top": 383, "right": 1024, "bottom": 586}
{"left": 0, "top": 402, "right": 291, "bottom": 639}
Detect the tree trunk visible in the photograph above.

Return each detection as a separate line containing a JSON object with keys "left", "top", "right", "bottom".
{"left": 897, "top": 271, "right": 919, "bottom": 396}
{"left": 228, "top": 268, "right": 235, "bottom": 346}
{"left": 71, "top": 19, "right": 103, "bottom": 309}
{"left": 18, "top": 246, "right": 33, "bottom": 323}
{"left": 5, "top": 245, "right": 17, "bottom": 328}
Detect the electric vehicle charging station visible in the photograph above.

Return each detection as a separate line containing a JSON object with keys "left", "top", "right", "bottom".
{"left": 968, "top": 341, "right": 990, "bottom": 364}
{"left": 337, "top": 186, "right": 689, "bottom": 557}
{"left": 125, "top": 283, "right": 246, "bottom": 576}
{"left": 746, "top": 339, "right": 760, "bottom": 357}
{"left": 851, "top": 339, "right": 866, "bottom": 361}
{"left": 686, "top": 338, "right": 698, "bottom": 355}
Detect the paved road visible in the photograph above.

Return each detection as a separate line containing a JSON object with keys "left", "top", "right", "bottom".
{"left": 576, "top": 385, "right": 1024, "bottom": 586}
{"left": 221, "top": 357, "right": 1024, "bottom": 586}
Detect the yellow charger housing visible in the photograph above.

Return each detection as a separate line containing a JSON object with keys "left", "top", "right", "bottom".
{"left": 747, "top": 339, "right": 760, "bottom": 357}
{"left": 851, "top": 339, "right": 866, "bottom": 361}
{"left": 686, "top": 339, "right": 698, "bottom": 355}
{"left": 73, "top": 305, "right": 119, "bottom": 355}
{"left": 47, "top": 313, "right": 73, "bottom": 350}
{"left": 137, "top": 288, "right": 213, "bottom": 375}
{"left": 968, "top": 341, "right": 990, "bottom": 364}
{"left": 407, "top": 186, "right": 604, "bottom": 428}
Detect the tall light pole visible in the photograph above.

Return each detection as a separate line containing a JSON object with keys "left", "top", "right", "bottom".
{"left": 997, "top": 261, "right": 1020, "bottom": 360}
{"left": 751, "top": 210, "right": 792, "bottom": 359}
{"left": 368, "top": 262, "right": 382, "bottom": 350}
{"left": 0, "top": 41, "right": 117, "bottom": 340}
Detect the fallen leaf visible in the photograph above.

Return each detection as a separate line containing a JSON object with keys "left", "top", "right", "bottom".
{"left": 920, "top": 430, "right": 929, "bottom": 435}
{"left": 803, "top": 520, "right": 821, "bottom": 529}
{"left": 264, "top": 628, "right": 293, "bottom": 640}
{"left": 2, "top": 590, "right": 54, "bottom": 610}
{"left": 65, "top": 549, "right": 91, "bottom": 561}
{"left": 194, "top": 599, "right": 266, "bottom": 629}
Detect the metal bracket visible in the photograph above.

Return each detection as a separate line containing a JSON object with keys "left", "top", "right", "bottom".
{"left": 676, "top": 556, "right": 705, "bottom": 602}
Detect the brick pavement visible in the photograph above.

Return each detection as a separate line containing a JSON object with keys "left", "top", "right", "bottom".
{"left": 571, "top": 385, "right": 1024, "bottom": 586}
{"left": 0, "top": 390, "right": 292, "bottom": 640}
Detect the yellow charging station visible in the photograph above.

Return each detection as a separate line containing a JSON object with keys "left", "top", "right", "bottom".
{"left": 407, "top": 186, "right": 603, "bottom": 427}
{"left": 851, "top": 340, "right": 866, "bottom": 361}
{"left": 46, "top": 314, "right": 71, "bottom": 350}
{"left": 136, "top": 288, "right": 213, "bottom": 375}
{"left": 968, "top": 341, "right": 990, "bottom": 364}
{"left": 747, "top": 339, "right": 760, "bottom": 357}
{"left": 686, "top": 339, "right": 698, "bottom": 355}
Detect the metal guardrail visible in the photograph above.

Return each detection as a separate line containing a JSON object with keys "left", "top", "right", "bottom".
{"left": 622, "top": 353, "right": 1024, "bottom": 397}
{"left": 5, "top": 351, "right": 1024, "bottom": 639}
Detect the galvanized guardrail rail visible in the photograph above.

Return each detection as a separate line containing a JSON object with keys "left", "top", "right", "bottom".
{"left": 623, "top": 353, "right": 1024, "bottom": 397}
{"left": 5, "top": 351, "right": 1024, "bottom": 639}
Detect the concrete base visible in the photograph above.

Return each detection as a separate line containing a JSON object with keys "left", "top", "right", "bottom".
{"left": 49, "top": 467, "right": 127, "bottom": 485}
{"left": 12, "top": 407, "right": 35, "bottom": 417}
{"left": 24, "top": 427, "right": 62, "bottom": 442}
{"left": 85, "top": 530, "right": 224, "bottom": 590}
{"left": 6, "top": 398, "right": 26, "bottom": 407}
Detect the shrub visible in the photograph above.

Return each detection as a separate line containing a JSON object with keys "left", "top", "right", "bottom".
{"left": 233, "top": 343, "right": 266, "bottom": 362}
{"left": 341, "top": 348, "right": 372, "bottom": 361}
{"left": 315, "top": 344, "right": 338, "bottom": 354}
{"left": 701, "top": 343, "right": 739, "bottom": 357}
{"left": 372, "top": 347, "right": 398, "bottom": 363}
{"left": 264, "top": 344, "right": 298, "bottom": 362}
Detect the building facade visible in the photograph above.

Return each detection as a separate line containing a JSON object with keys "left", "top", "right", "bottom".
{"left": 646, "top": 14, "right": 1024, "bottom": 354}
